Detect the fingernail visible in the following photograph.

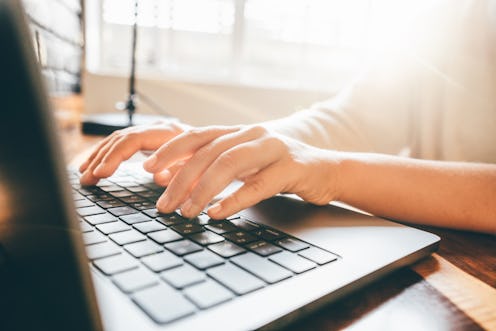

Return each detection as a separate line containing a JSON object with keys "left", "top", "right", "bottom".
{"left": 181, "top": 198, "right": 194, "bottom": 216}
{"left": 157, "top": 194, "right": 170, "bottom": 210}
{"left": 144, "top": 154, "right": 157, "bottom": 170}
{"left": 158, "top": 170, "right": 172, "bottom": 184}
{"left": 79, "top": 161, "right": 88, "bottom": 172}
{"left": 80, "top": 171, "right": 96, "bottom": 186}
{"left": 208, "top": 202, "right": 222, "bottom": 215}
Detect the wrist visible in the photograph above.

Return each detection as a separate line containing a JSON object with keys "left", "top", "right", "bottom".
{"left": 294, "top": 147, "right": 345, "bottom": 206}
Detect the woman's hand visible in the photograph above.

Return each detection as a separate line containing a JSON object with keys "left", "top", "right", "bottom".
{"left": 142, "top": 125, "right": 342, "bottom": 219}
{"left": 79, "top": 120, "right": 190, "bottom": 186}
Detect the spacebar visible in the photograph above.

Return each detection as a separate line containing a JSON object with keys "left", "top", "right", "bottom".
{"left": 131, "top": 283, "right": 196, "bottom": 324}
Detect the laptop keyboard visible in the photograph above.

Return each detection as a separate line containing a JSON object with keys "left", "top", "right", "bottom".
{"left": 69, "top": 168, "right": 339, "bottom": 325}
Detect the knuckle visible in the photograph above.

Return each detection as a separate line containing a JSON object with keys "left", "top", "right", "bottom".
{"left": 120, "top": 132, "right": 140, "bottom": 147}
{"left": 246, "top": 125, "right": 268, "bottom": 137}
{"left": 265, "top": 135, "right": 285, "bottom": 150}
{"left": 186, "top": 127, "right": 204, "bottom": 140}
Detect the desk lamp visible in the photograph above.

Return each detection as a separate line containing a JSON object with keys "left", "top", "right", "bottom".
{"left": 82, "top": 0, "right": 169, "bottom": 135}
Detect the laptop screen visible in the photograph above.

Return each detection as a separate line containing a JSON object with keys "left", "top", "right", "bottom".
{"left": 0, "top": 0, "right": 101, "bottom": 330}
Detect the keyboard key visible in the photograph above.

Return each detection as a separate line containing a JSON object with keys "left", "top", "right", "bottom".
{"left": 161, "top": 264, "right": 206, "bottom": 289}
{"left": 95, "top": 179, "right": 113, "bottom": 187}
{"left": 143, "top": 208, "right": 160, "bottom": 218}
{"left": 144, "top": 182, "right": 164, "bottom": 191}
{"left": 171, "top": 223, "right": 204, "bottom": 235}
{"left": 110, "top": 229, "right": 146, "bottom": 245}
{"left": 298, "top": 247, "right": 338, "bottom": 265}
{"left": 120, "top": 213, "right": 151, "bottom": 224}
{"left": 93, "top": 253, "right": 138, "bottom": 275}
{"left": 86, "top": 241, "right": 121, "bottom": 260}
{"left": 99, "top": 185, "right": 123, "bottom": 192}
{"left": 269, "top": 251, "right": 317, "bottom": 274}
{"left": 112, "top": 267, "right": 158, "bottom": 293}
{"left": 110, "top": 190, "right": 133, "bottom": 198}
{"left": 85, "top": 213, "right": 118, "bottom": 225}
{"left": 126, "top": 186, "right": 149, "bottom": 193}
{"left": 96, "top": 220, "right": 131, "bottom": 234}
{"left": 148, "top": 229, "right": 182, "bottom": 244}
{"left": 124, "top": 240, "right": 163, "bottom": 258}
{"left": 231, "top": 252, "right": 292, "bottom": 284}
{"left": 132, "top": 284, "right": 196, "bottom": 324}
{"left": 120, "top": 195, "right": 146, "bottom": 204}
{"left": 230, "top": 218, "right": 260, "bottom": 232}
{"left": 247, "top": 240, "right": 282, "bottom": 257}
{"left": 107, "top": 206, "right": 138, "bottom": 217}
{"left": 112, "top": 181, "right": 136, "bottom": 188}
{"left": 97, "top": 199, "right": 125, "bottom": 209}
{"left": 133, "top": 221, "right": 166, "bottom": 234}
{"left": 208, "top": 241, "right": 246, "bottom": 258}
{"left": 188, "top": 214, "right": 212, "bottom": 225}
{"left": 156, "top": 214, "right": 186, "bottom": 226}
{"left": 138, "top": 191, "right": 161, "bottom": 199}
{"left": 80, "top": 220, "right": 93, "bottom": 233}
{"left": 75, "top": 199, "right": 94, "bottom": 208}
{"left": 223, "top": 231, "right": 257, "bottom": 245}
{"left": 276, "top": 237, "right": 309, "bottom": 252}
{"left": 86, "top": 193, "right": 113, "bottom": 202}
{"left": 130, "top": 201, "right": 156, "bottom": 210}
{"left": 73, "top": 192, "right": 85, "bottom": 201}
{"left": 165, "top": 240, "right": 203, "bottom": 256}
{"left": 141, "top": 251, "right": 183, "bottom": 272}
{"left": 77, "top": 206, "right": 105, "bottom": 217}
{"left": 207, "top": 263, "right": 265, "bottom": 295}
{"left": 253, "top": 228, "right": 285, "bottom": 242}
{"left": 82, "top": 231, "right": 107, "bottom": 245}
{"left": 205, "top": 221, "right": 237, "bottom": 234}
{"left": 183, "top": 279, "right": 233, "bottom": 309}
{"left": 78, "top": 187, "right": 102, "bottom": 196}
{"left": 184, "top": 250, "right": 224, "bottom": 270}
{"left": 189, "top": 231, "right": 225, "bottom": 246}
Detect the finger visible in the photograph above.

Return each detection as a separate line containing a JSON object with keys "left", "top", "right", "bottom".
{"left": 153, "top": 161, "right": 185, "bottom": 187}
{"left": 153, "top": 169, "right": 172, "bottom": 187}
{"left": 143, "top": 126, "right": 240, "bottom": 173}
{"left": 80, "top": 122, "right": 186, "bottom": 174}
{"left": 80, "top": 135, "right": 121, "bottom": 185}
{"left": 156, "top": 127, "right": 265, "bottom": 215}
{"left": 178, "top": 138, "right": 282, "bottom": 217}
{"left": 208, "top": 164, "right": 285, "bottom": 219}
{"left": 79, "top": 131, "right": 118, "bottom": 172}
{"left": 96, "top": 127, "right": 187, "bottom": 177}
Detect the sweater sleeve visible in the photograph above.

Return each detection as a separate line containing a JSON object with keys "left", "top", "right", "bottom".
{"left": 264, "top": 54, "right": 416, "bottom": 155}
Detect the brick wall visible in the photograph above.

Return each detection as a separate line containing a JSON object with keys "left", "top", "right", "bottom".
{"left": 22, "top": 0, "right": 83, "bottom": 94}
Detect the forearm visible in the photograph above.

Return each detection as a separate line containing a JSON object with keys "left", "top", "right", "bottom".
{"left": 334, "top": 153, "right": 496, "bottom": 233}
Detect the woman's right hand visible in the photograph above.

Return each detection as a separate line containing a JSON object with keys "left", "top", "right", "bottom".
{"left": 79, "top": 120, "right": 189, "bottom": 186}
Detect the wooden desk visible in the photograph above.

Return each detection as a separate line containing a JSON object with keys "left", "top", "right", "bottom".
{"left": 57, "top": 97, "right": 496, "bottom": 331}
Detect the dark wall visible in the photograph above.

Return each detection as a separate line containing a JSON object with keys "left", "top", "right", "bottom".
{"left": 22, "top": 0, "right": 83, "bottom": 94}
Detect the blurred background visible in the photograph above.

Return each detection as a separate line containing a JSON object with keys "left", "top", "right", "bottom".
{"left": 22, "top": 0, "right": 434, "bottom": 126}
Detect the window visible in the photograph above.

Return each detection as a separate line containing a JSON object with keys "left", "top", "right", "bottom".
{"left": 86, "top": 0, "right": 434, "bottom": 91}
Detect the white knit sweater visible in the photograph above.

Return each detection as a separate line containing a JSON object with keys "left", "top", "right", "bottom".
{"left": 269, "top": 0, "right": 496, "bottom": 163}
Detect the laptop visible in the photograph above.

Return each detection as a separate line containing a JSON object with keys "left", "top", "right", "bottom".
{"left": 0, "top": 0, "right": 440, "bottom": 330}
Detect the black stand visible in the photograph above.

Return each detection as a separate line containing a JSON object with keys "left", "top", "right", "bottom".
{"left": 82, "top": 0, "right": 167, "bottom": 136}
